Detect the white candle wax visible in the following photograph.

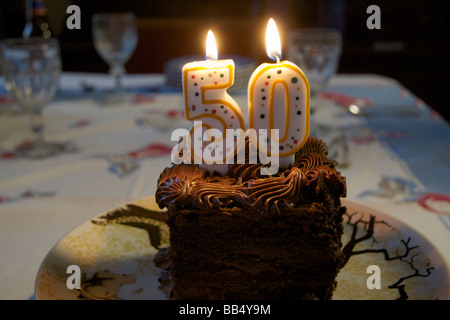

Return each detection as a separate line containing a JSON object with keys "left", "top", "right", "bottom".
{"left": 248, "top": 19, "right": 310, "bottom": 169}
{"left": 182, "top": 31, "right": 245, "bottom": 174}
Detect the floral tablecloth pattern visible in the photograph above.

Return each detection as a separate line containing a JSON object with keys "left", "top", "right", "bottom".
{"left": 0, "top": 72, "right": 448, "bottom": 299}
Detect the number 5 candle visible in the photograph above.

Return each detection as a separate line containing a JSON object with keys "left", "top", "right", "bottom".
{"left": 248, "top": 18, "right": 310, "bottom": 169}
{"left": 182, "top": 30, "right": 245, "bottom": 173}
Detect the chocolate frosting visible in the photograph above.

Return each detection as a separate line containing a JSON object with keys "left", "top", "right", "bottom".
{"left": 156, "top": 137, "right": 346, "bottom": 214}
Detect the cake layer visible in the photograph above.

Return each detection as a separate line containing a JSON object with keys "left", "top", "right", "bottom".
{"left": 171, "top": 269, "right": 338, "bottom": 300}
{"left": 166, "top": 204, "right": 345, "bottom": 299}
{"left": 155, "top": 137, "right": 347, "bottom": 300}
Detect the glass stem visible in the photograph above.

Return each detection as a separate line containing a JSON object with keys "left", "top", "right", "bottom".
{"left": 29, "top": 110, "right": 45, "bottom": 145}
{"left": 110, "top": 64, "right": 125, "bottom": 92}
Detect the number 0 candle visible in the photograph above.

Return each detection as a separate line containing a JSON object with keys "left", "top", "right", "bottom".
{"left": 182, "top": 30, "right": 245, "bottom": 173}
{"left": 248, "top": 19, "right": 310, "bottom": 169}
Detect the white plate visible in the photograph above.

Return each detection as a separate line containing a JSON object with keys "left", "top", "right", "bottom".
{"left": 35, "top": 198, "right": 450, "bottom": 300}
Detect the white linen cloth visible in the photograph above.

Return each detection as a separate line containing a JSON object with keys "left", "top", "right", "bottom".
{"left": 0, "top": 72, "right": 449, "bottom": 299}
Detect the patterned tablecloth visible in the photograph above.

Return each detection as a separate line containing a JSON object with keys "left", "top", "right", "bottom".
{"left": 0, "top": 72, "right": 449, "bottom": 299}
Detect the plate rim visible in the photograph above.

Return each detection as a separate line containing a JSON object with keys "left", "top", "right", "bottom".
{"left": 35, "top": 197, "right": 450, "bottom": 300}
{"left": 341, "top": 198, "right": 450, "bottom": 300}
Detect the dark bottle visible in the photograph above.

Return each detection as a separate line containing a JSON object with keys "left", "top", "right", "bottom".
{"left": 23, "top": 0, "right": 52, "bottom": 38}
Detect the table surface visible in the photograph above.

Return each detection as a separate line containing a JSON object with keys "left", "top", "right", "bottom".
{"left": 0, "top": 72, "right": 449, "bottom": 300}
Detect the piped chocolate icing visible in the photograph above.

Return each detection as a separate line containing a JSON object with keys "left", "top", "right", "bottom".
{"left": 156, "top": 137, "right": 346, "bottom": 214}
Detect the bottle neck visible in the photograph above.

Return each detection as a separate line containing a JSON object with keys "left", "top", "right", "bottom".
{"left": 32, "top": 0, "right": 48, "bottom": 17}
{"left": 23, "top": 0, "right": 52, "bottom": 38}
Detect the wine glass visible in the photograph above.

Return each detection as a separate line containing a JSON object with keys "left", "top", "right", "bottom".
{"left": 91, "top": 12, "right": 138, "bottom": 102}
{"left": 287, "top": 28, "right": 342, "bottom": 107}
{"left": 0, "top": 37, "right": 70, "bottom": 158}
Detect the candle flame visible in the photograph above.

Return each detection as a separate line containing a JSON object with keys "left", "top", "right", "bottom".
{"left": 206, "top": 30, "right": 218, "bottom": 61}
{"left": 266, "top": 18, "right": 281, "bottom": 62}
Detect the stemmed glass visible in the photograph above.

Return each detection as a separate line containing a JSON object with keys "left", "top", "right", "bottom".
{"left": 0, "top": 37, "right": 71, "bottom": 158}
{"left": 287, "top": 28, "right": 342, "bottom": 107}
{"left": 91, "top": 12, "right": 138, "bottom": 102}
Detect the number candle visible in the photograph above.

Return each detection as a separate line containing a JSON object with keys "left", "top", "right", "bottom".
{"left": 182, "top": 31, "right": 245, "bottom": 174}
{"left": 248, "top": 19, "right": 310, "bottom": 169}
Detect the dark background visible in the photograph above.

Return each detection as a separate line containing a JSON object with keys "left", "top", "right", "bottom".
{"left": 1, "top": 0, "right": 449, "bottom": 121}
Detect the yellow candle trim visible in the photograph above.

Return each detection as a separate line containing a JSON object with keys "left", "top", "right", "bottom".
{"left": 183, "top": 63, "right": 245, "bottom": 163}
{"left": 248, "top": 61, "right": 310, "bottom": 157}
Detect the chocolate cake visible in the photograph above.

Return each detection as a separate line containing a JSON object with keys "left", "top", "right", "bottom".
{"left": 155, "top": 137, "right": 347, "bottom": 300}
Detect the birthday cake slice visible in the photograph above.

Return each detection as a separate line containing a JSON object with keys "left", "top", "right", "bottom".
{"left": 155, "top": 136, "right": 346, "bottom": 300}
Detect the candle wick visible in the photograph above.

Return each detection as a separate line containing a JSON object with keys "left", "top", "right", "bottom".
{"left": 275, "top": 56, "right": 280, "bottom": 64}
